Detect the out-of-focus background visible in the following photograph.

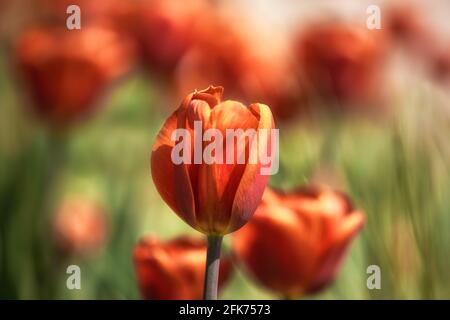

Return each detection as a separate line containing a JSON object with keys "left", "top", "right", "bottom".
{"left": 1, "top": 0, "right": 450, "bottom": 299}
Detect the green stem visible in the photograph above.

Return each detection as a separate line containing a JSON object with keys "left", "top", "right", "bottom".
{"left": 203, "top": 235, "right": 223, "bottom": 300}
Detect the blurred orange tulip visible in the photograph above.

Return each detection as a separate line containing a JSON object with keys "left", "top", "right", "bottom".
{"left": 386, "top": 4, "right": 450, "bottom": 85}
{"left": 233, "top": 186, "right": 365, "bottom": 297}
{"left": 15, "top": 25, "right": 135, "bottom": 125}
{"left": 175, "top": 17, "right": 303, "bottom": 122}
{"left": 295, "top": 22, "right": 386, "bottom": 108}
{"left": 385, "top": 4, "right": 436, "bottom": 58}
{"left": 53, "top": 198, "right": 108, "bottom": 256}
{"left": 151, "top": 86, "right": 275, "bottom": 235}
{"left": 175, "top": 17, "right": 250, "bottom": 98}
{"left": 134, "top": 0, "right": 211, "bottom": 75}
{"left": 432, "top": 48, "right": 450, "bottom": 83}
{"left": 133, "top": 236, "right": 233, "bottom": 300}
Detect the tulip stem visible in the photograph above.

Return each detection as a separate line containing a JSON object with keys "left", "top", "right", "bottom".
{"left": 203, "top": 235, "right": 223, "bottom": 300}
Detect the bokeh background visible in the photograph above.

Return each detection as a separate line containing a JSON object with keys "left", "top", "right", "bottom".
{"left": 1, "top": 0, "right": 450, "bottom": 299}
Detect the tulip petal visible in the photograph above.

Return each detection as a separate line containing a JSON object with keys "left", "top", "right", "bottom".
{"left": 234, "top": 205, "right": 316, "bottom": 295}
{"left": 310, "top": 211, "right": 365, "bottom": 292}
{"left": 151, "top": 108, "right": 197, "bottom": 227}
{"left": 191, "top": 85, "right": 223, "bottom": 107}
{"left": 196, "top": 100, "right": 260, "bottom": 233}
{"left": 227, "top": 103, "right": 274, "bottom": 233}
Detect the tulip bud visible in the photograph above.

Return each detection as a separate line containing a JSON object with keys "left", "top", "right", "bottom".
{"left": 151, "top": 86, "right": 276, "bottom": 235}
{"left": 133, "top": 236, "right": 233, "bottom": 300}
{"left": 233, "top": 186, "right": 365, "bottom": 297}
{"left": 53, "top": 198, "right": 108, "bottom": 256}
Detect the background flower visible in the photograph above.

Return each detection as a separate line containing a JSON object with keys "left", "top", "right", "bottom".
{"left": 53, "top": 198, "right": 108, "bottom": 256}
{"left": 294, "top": 22, "right": 387, "bottom": 109}
{"left": 233, "top": 187, "right": 365, "bottom": 297}
{"left": 133, "top": 236, "right": 233, "bottom": 299}
{"left": 15, "top": 25, "right": 136, "bottom": 125}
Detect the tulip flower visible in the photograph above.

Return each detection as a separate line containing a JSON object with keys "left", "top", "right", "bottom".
{"left": 133, "top": 236, "right": 233, "bottom": 300}
{"left": 233, "top": 186, "right": 365, "bottom": 298}
{"left": 134, "top": 0, "right": 211, "bottom": 75}
{"left": 385, "top": 4, "right": 435, "bottom": 58}
{"left": 53, "top": 198, "right": 108, "bottom": 256}
{"left": 175, "top": 17, "right": 303, "bottom": 122}
{"left": 295, "top": 22, "right": 386, "bottom": 108}
{"left": 174, "top": 17, "right": 249, "bottom": 98}
{"left": 151, "top": 85, "right": 276, "bottom": 299}
{"left": 15, "top": 25, "right": 135, "bottom": 126}
{"left": 386, "top": 4, "right": 450, "bottom": 85}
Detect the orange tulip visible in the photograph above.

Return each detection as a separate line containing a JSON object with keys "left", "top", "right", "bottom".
{"left": 175, "top": 17, "right": 303, "bottom": 122}
{"left": 385, "top": 4, "right": 435, "bottom": 58}
{"left": 233, "top": 186, "right": 365, "bottom": 297}
{"left": 295, "top": 22, "right": 386, "bottom": 107}
{"left": 151, "top": 86, "right": 276, "bottom": 236}
{"left": 432, "top": 48, "right": 450, "bottom": 83}
{"left": 53, "top": 198, "right": 108, "bottom": 256}
{"left": 134, "top": 0, "right": 211, "bottom": 75}
{"left": 15, "top": 25, "right": 135, "bottom": 125}
{"left": 174, "top": 17, "right": 250, "bottom": 98}
{"left": 133, "top": 236, "right": 233, "bottom": 300}
{"left": 385, "top": 4, "right": 450, "bottom": 84}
